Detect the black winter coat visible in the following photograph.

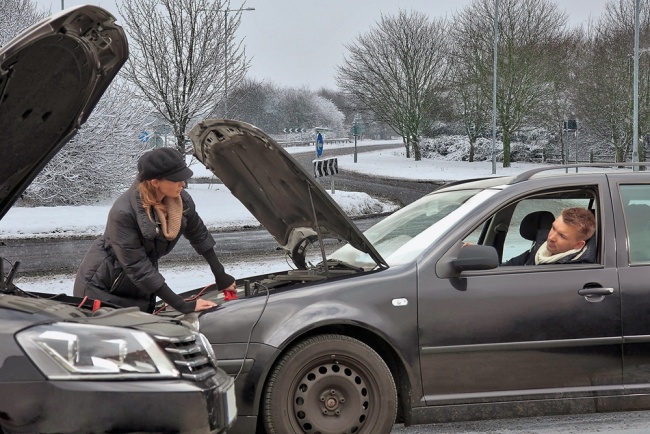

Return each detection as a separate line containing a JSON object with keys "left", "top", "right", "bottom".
{"left": 73, "top": 182, "right": 218, "bottom": 312}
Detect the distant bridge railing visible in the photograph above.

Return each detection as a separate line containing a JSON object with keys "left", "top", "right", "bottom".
{"left": 276, "top": 137, "right": 352, "bottom": 147}
{"left": 532, "top": 149, "right": 618, "bottom": 164}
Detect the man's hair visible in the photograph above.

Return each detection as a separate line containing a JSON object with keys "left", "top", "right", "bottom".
{"left": 561, "top": 207, "right": 596, "bottom": 240}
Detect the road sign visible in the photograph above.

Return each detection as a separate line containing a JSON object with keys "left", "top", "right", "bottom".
{"left": 151, "top": 134, "right": 164, "bottom": 148}
{"left": 316, "top": 132, "right": 324, "bottom": 157}
{"left": 138, "top": 131, "right": 151, "bottom": 142}
{"left": 313, "top": 157, "right": 338, "bottom": 194}
{"left": 563, "top": 119, "right": 578, "bottom": 131}
{"left": 313, "top": 157, "right": 338, "bottom": 178}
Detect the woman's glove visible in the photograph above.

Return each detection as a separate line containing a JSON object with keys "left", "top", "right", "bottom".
{"left": 203, "top": 248, "right": 235, "bottom": 285}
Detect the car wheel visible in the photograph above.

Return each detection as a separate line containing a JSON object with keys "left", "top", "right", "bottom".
{"left": 263, "top": 334, "right": 397, "bottom": 434}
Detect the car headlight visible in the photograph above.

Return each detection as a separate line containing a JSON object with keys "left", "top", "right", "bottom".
{"left": 16, "top": 322, "right": 180, "bottom": 380}
{"left": 196, "top": 331, "right": 218, "bottom": 367}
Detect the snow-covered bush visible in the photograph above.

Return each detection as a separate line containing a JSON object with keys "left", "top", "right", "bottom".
{"left": 421, "top": 135, "right": 548, "bottom": 163}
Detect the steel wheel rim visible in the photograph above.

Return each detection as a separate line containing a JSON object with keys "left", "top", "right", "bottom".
{"left": 291, "top": 359, "right": 371, "bottom": 434}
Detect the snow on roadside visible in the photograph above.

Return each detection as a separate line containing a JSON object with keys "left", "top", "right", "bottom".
{"left": 0, "top": 184, "right": 398, "bottom": 240}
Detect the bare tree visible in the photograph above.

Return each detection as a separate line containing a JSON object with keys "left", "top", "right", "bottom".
{"left": 0, "top": 0, "right": 48, "bottom": 47}
{"left": 574, "top": 0, "right": 650, "bottom": 163}
{"left": 227, "top": 78, "right": 277, "bottom": 131}
{"left": 454, "top": 0, "right": 568, "bottom": 167}
{"left": 228, "top": 80, "right": 347, "bottom": 136}
{"left": 118, "top": 0, "right": 250, "bottom": 153}
{"left": 23, "top": 79, "right": 151, "bottom": 206}
{"left": 337, "top": 10, "right": 450, "bottom": 160}
{"left": 448, "top": 36, "right": 492, "bottom": 162}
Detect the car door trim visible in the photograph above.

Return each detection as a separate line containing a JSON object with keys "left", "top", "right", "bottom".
{"left": 422, "top": 336, "right": 622, "bottom": 354}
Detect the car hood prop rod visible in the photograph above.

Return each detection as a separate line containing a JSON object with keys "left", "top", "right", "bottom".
{"left": 308, "top": 186, "right": 330, "bottom": 278}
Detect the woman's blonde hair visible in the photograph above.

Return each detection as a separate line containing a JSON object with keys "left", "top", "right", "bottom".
{"left": 138, "top": 180, "right": 166, "bottom": 221}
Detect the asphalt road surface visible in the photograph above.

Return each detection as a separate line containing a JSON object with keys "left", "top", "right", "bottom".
{"left": 391, "top": 410, "right": 650, "bottom": 433}
{"left": 0, "top": 215, "right": 387, "bottom": 276}
{"left": 292, "top": 143, "right": 441, "bottom": 207}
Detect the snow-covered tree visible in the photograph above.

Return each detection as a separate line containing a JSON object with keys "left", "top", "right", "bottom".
{"left": 228, "top": 79, "right": 346, "bottom": 137}
{"left": 118, "top": 0, "right": 251, "bottom": 153}
{"left": 23, "top": 79, "right": 152, "bottom": 206}
{"left": 574, "top": 0, "right": 650, "bottom": 163}
{"left": 337, "top": 10, "right": 450, "bottom": 160}
{"left": 453, "top": 0, "right": 568, "bottom": 167}
{"left": 0, "top": 0, "right": 48, "bottom": 47}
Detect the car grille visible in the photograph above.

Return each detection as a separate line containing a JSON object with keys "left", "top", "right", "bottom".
{"left": 154, "top": 333, "right": 218, "bottom": 381}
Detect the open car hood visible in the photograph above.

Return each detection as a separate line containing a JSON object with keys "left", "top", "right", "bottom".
{"left": 0, "top": 6, "right": 127, "bottom": 220}
{"left": 189, "top": 119, "right": 387, "bottom": 270}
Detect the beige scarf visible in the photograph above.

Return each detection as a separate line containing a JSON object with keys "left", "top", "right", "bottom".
{"left": 535, "top": 241, "right": 585, "bottom": 265}
{"left": 153, "top": 195, "right": 183, "bottom": 240}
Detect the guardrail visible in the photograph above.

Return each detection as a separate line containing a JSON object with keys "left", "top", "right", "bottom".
{"left": 324, "top": 137, "right": 351, "bottom": 144}
{"left": 276, "top": 137, "right": 352, "bottom": 147}
{"left": 533, "top": 150, "right": 618, "bottom": 164}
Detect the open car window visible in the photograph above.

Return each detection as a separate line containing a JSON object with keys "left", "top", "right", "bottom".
{"left": 462, "top": 187, "right": 601, "bottom": 266}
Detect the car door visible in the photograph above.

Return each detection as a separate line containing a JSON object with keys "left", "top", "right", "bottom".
{"left": 417, "top": 178, "right": 622, "bottom": 406}
{"left": 609, "top": 176, "right": 650, "bottom": 394}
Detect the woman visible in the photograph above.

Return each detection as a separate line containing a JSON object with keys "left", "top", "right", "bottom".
{"left": 73, "top": 147, "right": 235, "bottom": 313}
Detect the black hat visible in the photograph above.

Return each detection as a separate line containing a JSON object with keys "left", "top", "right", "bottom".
{"left": 137, "top": 148, "right": 193, "bottom": 182}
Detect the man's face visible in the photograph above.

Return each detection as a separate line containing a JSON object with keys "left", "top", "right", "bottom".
{"left": 546, "top": 215, "right": 585, "bottom": 255}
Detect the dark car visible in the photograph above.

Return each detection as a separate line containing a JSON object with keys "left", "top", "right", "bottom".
{"left": 172, "top": 119, "right": 650, "bottom": 434}
{"left": 0, "top": 7, "right": 236, "bottom": 433}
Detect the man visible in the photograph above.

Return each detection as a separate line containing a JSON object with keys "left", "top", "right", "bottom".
{"left": 504, "top": 207, "right": 596, "bottom": 266}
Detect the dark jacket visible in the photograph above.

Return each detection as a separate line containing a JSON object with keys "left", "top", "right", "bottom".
{"left": 73, "top": 182, "right": 226, "bottom": 312}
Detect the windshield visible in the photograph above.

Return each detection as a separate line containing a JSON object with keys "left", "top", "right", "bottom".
{"left": 329, "top": 188, "right": 499, "bottom": 268}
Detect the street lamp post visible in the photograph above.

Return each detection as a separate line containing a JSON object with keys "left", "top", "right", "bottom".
{"left": 633, "top": 0, "right": 640, "bottom": 170}
{"left": 491, "top": 0, "right": 499, "bottom": 174}
{"left": 223, "top": 7, "right": 255, "bottom": 118}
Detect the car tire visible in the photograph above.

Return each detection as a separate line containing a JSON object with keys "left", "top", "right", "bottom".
{"left": 262, "top": 334, "right": 397, "bottom": 434}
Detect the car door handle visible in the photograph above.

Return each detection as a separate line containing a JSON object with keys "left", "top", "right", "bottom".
{"left": 578, "top": 287, "right": 614, "bottom": 302}
{"left": 578, "top": 287, "right": 614, "bottom": 297}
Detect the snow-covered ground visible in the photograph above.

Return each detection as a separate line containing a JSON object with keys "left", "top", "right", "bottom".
{"left": 3, "top": 139, "right": 548, "bottom": 295}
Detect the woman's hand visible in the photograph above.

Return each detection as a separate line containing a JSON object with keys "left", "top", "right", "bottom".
{"left": 220, "top": 281, "right": 238, "bottom": 301}
{"left": 222, "top": 281, "right": 236, "bottom": 292}
{"left": 194, "top": 298, "right": 218, "bottom": 311}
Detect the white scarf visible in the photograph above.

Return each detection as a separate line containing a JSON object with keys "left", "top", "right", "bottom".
{"left": 534, "top": 241, "right": 585, "bottom": 264}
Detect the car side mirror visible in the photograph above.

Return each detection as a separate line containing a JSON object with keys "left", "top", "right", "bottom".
{"left": 451, "top": 245, "right": 499, "bottom": 272}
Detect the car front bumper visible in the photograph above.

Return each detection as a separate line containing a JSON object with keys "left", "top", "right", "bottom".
{"left": 0, "top": 371, "right": 236, "bottom": 433}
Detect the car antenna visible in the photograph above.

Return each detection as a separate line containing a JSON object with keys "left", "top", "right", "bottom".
{"left": 308, "top": 186, "right": 330, "bottom": 278}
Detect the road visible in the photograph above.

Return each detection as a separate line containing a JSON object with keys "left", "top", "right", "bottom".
{"left": 292, "top": 142, "right": 441, "bottom": 207}
{"left": 391, "top": 410, "right": 650, "bottom": 433}
{"left": 0, "top": 216, "right": 384, "bottom": 276}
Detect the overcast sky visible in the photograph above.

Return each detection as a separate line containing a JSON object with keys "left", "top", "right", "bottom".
{"left": 35, "top": 0, "right": 610, "bottom": 89}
